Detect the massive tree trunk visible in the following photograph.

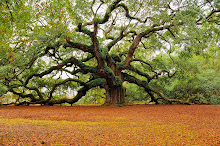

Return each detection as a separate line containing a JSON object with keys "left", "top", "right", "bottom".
{"left": 104, "top": 84, "right": 125, "bottom": 105}
{"left": 102, "top": 59, "right": 126, "bottom": 105}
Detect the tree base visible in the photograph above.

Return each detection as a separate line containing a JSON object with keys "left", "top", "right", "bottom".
{"left": 102, "top": 103, "right": 126, "bottom": 107}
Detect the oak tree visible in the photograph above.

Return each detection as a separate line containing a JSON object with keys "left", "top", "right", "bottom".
{"left": 0, "top": 0, "right": 219, "bottom": 105}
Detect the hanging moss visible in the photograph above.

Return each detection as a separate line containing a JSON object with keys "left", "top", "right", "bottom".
{"left": 91, "top": 73, "right": 100, "bottom": 79}
{"left": 104, "top": 63, "right": 115, "bottom": 77}
{"left": 87, "top": 78, "right": 105, "bottom": 88}
{"left": 99, "top": 47, "right": 108, "bottom": 60}
{"left": 114, "top": 76, "right": 122, "bottom": 86}
{"left": 62, "top": 58, "right": 72, "bottom": 64}
{"left": 94, "top": 0, "right": 120, "bottom": 24}
{"left": 111, "top": 54, "right": 121, "bottom": 62}
{"left": 74, "top": 58, "right": 97, "bottom": 73}
{"left": 117, "top": 61, "right": 126, "bottom": 69}
{"left": 75, "top": 26, "right": 93, "bottom": 38}
{"left": 81, "top": 54, "right": 94, "bottom": 62}
{"left": 107, "top": 38, "right": 118, "bottom": 49}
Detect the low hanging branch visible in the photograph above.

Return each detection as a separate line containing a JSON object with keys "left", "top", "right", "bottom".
{"left": 122, "top": 72, "right": 194, "bottom": 105}
{"left": 48, "top": 78, "right": 87, "bottom": 101}
{"left": 122, "top": 72, "right": 158, "bottom": 103}
{"left": 8, "top": 87, "right": 39, "bottom": 103}
{"left": 46, "top": 78, "right": 105, "bottom": 105}
{"left": 25, "top": 86, "right": 44, "bottom": 101}
{"left": 152, "top": 90, "right": 194, "bottom": 105}
{"left": 47, "top": 86, "right": 90, "bottom": 106}
{"left": 7, "top": 82, "right": 44, "bottom": 103}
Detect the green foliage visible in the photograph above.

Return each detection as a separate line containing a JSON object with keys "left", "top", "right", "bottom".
{"left": 117, "top": 61, "right": 126, "bottom": 69}
{"left": 0, "top": 84, "right": 8, "bottom": 96}
{"left": 77, "top": 87, "right": 105, "bottom": 104}
{"left": 99, "top": 48, "right": 108, "bottom": 60}
{"left": 87, "top": 78, "right": 105, "bottom": 88}
{"left": 114, "top": 76, "right": 122, "bottom": 86}
{"left": 149, "top": 51, "right": 220, "bottom": 104}
{"left": 124, "top": 83, "right": 147, "bottom": 102}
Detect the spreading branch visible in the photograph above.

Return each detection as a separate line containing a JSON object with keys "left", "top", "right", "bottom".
{"left": 128, "top": 65, "right": 152, "bottom": 82}
{"left": 47, "top": 86, "right": 90, "bottom": 105}
{"left": 122, "top": 72, "right": 193, "bottom": 105}
{"left": 64, "top": 36, "right": 93, "bottom": 53}
{"left": 8, "top": 86, "right": 39, "bottom": 102}
{"left": 197, "top": 9, "right": 220, "bottom": 24}
{"left": 122, "top": 72, "right": 158, "bottom": 103}
{"left": 25, "top": 57, "right": 97, "bottom": 86}
{"left": 95, "top": 0, "right": 122, "bottom": 24}
{"left": 46, "top": 78, "right": 105, "bottom": 105}
{"left": 121, "top": 22, "right": 183, "bottom": 69}
{"left": 153, "top": 90, "right": 194, "bottom": 105}
{"left": 132, "top": 59, "right": 177, "bottom": 79}
{"left": 48, "top": 78, "right": 87, "bottom": 101}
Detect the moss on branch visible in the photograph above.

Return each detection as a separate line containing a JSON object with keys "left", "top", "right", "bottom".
{"left": 117, "top": 61, "right": 126, "bottom": 69}
{"left": 64, "top": 42, "right": 93, "bottom": 53}
{"left": 87, "top": 78, "right": 105, "bottom": 88}
{"left": 25, "top": 57, "right": 97, "bottom": 86}
{"left": 104, "top": 63, "right": 115, "bottom": 76}
{"left": 68, "top": 57, "right": 97, "bottom": 73}
{"left": 76, "top": 23, "right": 94, "bottom": 39}
{"left": 129, "top": 65, "right": 152, "bottom": 82}
{"left": 81, "top": 54, "right": 94, "bottom": 62}
{"left": 95, "top": 0, "right": 122, "bottom": 24}
{"left": 114, "top": 76, "right": 122, "bottom": 86}
{"left": 122, "top": 72, "right": 195, "bottom": 105}
{"left": 122, "top": 73, "right": 144, "bottom": 87}
{"left": 99, "top": 48, "right": 108, "bottom": 60}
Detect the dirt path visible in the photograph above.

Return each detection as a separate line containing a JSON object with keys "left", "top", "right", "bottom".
{"left": 0, "top": 105, "right": 220, "bottom": 145}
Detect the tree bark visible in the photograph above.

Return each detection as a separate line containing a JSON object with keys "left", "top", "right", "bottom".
{"left": 104, "top": 84, "right": 125, "bottom": 105}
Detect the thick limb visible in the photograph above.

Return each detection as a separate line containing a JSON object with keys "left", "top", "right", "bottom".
{"left": 152, "top": 90, "right": 194, "bottom": 105}
{"left": 122, "top": 72, "right": 193, "bottom": 104}
{"left": 122, "top": 73, "right": 158, "bottom": 103}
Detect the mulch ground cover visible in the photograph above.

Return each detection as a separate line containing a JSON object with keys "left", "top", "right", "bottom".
{"left": 0, "top": 104, "right": 219, "bottom": 145}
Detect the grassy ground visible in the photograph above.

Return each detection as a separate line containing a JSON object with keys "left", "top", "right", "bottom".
{"left": 0, "top": 105, "right": 220, "bottom": 145}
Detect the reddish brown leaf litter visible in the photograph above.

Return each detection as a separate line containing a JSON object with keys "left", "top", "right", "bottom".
{"left": 0, "top": 105, "right": 219, "bottom": 145}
